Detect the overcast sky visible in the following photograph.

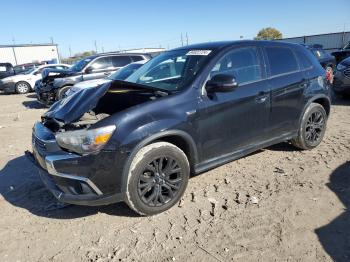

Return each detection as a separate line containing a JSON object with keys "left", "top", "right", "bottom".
{"left": 1, "top": 0, "right": 349, "bottom": 57}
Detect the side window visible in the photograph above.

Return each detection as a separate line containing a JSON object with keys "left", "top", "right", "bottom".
{"left": 265, "top": 47, "right": 299, "bottom": 76}
{"left": 131, "top": 56, "right": 144, "bottom": 62}
{"left": 90, "top": 57, "right": 113, "bottom": 70}
{"left": 210, "top": 47, "right": 262, "bottom": 85}
{"left": 111, "top": 56, "right": 132, "bottom": 67}
{"left": 295, "top": 50, "right": 313, "bottom": 70}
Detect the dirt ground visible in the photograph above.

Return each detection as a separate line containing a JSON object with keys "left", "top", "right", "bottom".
{"left": 0, "top": 93, "right": 349, "bottom": 262}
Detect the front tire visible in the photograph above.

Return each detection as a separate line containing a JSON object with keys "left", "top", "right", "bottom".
{"left": 291, "top": 103, "right": 327, "bottom": 150}
{"left": 125, "top": 142, "right": 190, "bottom": 216}
{"left": 56, "top": 86, "right": 71, "bottom": 100}
{"left": 15, "top": 81, "right": 30, "bottom": 94}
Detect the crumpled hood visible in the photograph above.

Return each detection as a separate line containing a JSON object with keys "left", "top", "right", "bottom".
{"left": 41, "top": 68, "right": 79, "bottom": 83}
{"left": 42, "top": 80, "right": 162, "bottom": 124}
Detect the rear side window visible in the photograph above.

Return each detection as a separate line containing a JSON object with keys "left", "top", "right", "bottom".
{"left": 90, "top": 57, "right": 113, "bottom": 70}
{"left": 131, "top": 56, "right": 144, "bottom": 62}
{"left": 111, "top": 56, "right": 132, "bottom": 67}
{"left": 210, "top": 47, "right": 262, "bottom": 85}
{"left": 265, "top": 47, "right": 299, "bottom": 76}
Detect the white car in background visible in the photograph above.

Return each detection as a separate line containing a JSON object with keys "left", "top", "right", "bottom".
{"left": 65, "top": 60, "right": 148, "bottom": 96}
{"left": 0, "top": 64, "right": 70, "bottom": 94}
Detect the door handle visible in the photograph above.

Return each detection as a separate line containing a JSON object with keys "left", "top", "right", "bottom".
{"left": 255, "top": 92, "right": 269, "bottom": 103}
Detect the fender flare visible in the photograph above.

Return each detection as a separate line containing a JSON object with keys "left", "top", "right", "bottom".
{"left": 298, "top": 94, "right": 331, "bottom": 126}
{"left": 120, "top": 130, "right": 198, "bottom": 194}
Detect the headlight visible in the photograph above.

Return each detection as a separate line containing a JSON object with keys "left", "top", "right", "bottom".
{"left": 56, "top": 125, "right": 116, "bottom": 154}
{"left": 337, "top": 64, "right": 346, "bottom": 71}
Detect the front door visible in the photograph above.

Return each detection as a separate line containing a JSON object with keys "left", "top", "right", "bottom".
{"left": 198, "top": 46, "right": 270, "bottom": 163}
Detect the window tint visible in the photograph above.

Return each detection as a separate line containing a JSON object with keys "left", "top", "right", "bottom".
{"left": 111, "top": 56, "right": 132, "bottom": 67}
{"left": 90, "top": 57, "right": 113, "bottom": 70}
{"left": 265, "top": 47, "right": 298, "bottom": 76}
{"left": 295, "top": 50, "right": 313, "bottom": 70}
{"left": 131, "top": 56, "right": 144, "bottom": 62}
{"left": 210, "top": 47, "right": 262, "bottom": 84}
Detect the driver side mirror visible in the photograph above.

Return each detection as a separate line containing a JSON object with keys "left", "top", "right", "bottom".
{"left": 85, "top": 67, "right": 93, "bottom": 74}
{"left": 205, "top": 74, "right": 238, "bottom": 93}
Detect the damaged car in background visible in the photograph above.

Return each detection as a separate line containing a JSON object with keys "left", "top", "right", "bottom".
{"left": 65, "top": 60, "right": 148, "bottom": 97}
{"left": 30, "top": 40, "right": 331, "bottom": 216}
{"left": 35, "top": 53, "right": 151, "bottom": 106}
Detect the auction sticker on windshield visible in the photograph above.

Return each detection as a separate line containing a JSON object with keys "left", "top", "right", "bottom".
{"left": 186, "top": 50, "right": 212, "bottom": 56}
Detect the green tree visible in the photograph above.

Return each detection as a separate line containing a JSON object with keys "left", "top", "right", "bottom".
{"left": 255, "top": 27, "right": 283, "bottom": 40}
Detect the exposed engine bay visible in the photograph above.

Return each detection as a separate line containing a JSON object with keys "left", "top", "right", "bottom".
{"left": 41, "top": 80, "right": 168, "bottom": 132}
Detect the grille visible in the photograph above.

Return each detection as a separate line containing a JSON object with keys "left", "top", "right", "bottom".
{"left": 344, "top": 68, "right": 350, "bottom": 79}
{"left": 32, "top": 134, "right": 46, "bottom": 151}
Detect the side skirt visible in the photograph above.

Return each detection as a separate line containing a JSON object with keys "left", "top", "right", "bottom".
{"left": 194, "top": 131, "right": 297, "bottom": 174}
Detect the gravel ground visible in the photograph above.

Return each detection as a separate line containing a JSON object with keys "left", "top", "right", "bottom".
{"left": 0, "top": 93, "right": 349, "bottom": 262}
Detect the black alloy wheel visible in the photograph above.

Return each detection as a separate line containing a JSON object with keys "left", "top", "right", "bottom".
{"left": 137, "top": 156, "right": 183, "bottom": 207}
{"left": 305, "top": 111, "right": 325, "bottom": 145}
{"left": 126, "top": 142, "right": 190, "bottom": 216}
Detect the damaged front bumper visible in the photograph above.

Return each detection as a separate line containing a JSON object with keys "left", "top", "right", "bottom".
{"left": 29, "top": 122, "right": 124, "bottom": 206}
{"left": 35, "top": 82, "right": 57, "bottom": 106}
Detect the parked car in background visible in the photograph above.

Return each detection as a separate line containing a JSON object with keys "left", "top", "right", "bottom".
{"left": 0, "top": 64, "right": 70, "bottom": 94}
{"left": 302, "top": 44, "right": 336, "bottom": 82}
{"left": 30, "top": 40, "right": 331, "bottom": 215}
{"left": 332, "top": 41, "right": 350, "bottom": 64}
{"left": 333, "top": 56, "right": 350, "bottom": 96}
{"left": 0, "top": 63, "right": 15, "bottom": 80}
{"left": 14, "top": 63, "right": 42, "bottom": 74}
{"left": 35, "top": 53, "right": 152, "bottom": 106}
{"left": 65, "top": 60, "right": 148, "bottom": 97}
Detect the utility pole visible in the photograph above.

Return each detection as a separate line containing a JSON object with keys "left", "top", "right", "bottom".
{"left": 94, "top": 40, "right": 98, "bottom": 53}
{"left": 11, "top": 37, "right": 17, "bottom": 65}
{"left": 186, "top": 33, "right": 189, "bottom": 45}
{"left": 181, "top": 33, "right": 184, "bottom": 47}
{"left": 50, "top": 37, "right": 54, "bottom": 44}
{"left": 69, "top": 46, "right": 72, "bottom": 57}
{"left": 102, "top": 46, "right": 105, "bottom": 53}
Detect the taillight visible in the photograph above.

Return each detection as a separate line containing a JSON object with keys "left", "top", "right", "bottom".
{"left": 325, "top": 67, "right": 333, "bottom": 84}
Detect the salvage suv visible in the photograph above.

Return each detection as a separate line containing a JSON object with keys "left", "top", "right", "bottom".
{"left": 35, "top": 53, "right": 151, "bottom": 106}
{"left": 30, "top": 41, "right": 331, "bottom": 216}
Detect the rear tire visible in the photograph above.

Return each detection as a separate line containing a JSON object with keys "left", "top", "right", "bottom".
{"left": 15, "top": 81, "right": 30, "bottom": 94}
{"left": 291, "top": 103, "right": 327, "bottom": 150}
{"left": 125, "top": 142, "right": 190, "bottom": 216}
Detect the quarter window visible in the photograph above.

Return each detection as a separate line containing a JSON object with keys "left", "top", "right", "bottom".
{"left": 210, "top": 47, "right": 262, "bottom": 84}
{"left": 295, "top": 50, "right": 313, "bottom": 70}
{"left": 265, "top": 47, "right": 299, "bottom": 76}
{"left": 111, "top": 56, "right": 132, "bottom": 67}
{"left": 131, "top": 56, "right": 144, "bottom": 62}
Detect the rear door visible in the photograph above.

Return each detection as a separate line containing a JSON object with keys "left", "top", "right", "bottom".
{"left": 198, "top": 46, "right": 271, "bottom": 162}
{"left": 263, "top": 45, "right": 306, "bottom": 136}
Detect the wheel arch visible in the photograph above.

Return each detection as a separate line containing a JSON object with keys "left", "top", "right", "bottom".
{"left": 15, "top": 80, "right": 32, "bottom": 90}
{"left": 311, "top": 96, "right": 331, "bottom": 116}
{"left": 120, "top": 130, "right": 198, "bottom": 193}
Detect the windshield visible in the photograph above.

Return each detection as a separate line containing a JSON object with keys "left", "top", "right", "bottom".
{"left": 70, "top": 57, "right": 94, "bottom": 72}
{"left": 126, "top": 49, "right": 212, "bottom": 91}
{"left": 108, "top": 63, "right": 143, "bottom": 81}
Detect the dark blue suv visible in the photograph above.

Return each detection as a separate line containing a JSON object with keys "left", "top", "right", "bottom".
{"left": 30, "top": 40, "right": 331, "bottom": 215}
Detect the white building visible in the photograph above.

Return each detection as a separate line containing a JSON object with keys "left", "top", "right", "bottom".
{"left": 0, "top": 44, "right": 60, "bottom": 65}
